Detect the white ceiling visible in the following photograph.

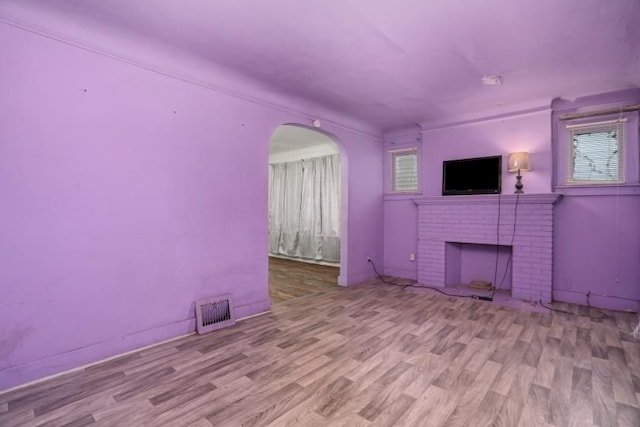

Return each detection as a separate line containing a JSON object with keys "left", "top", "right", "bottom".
{"left": 269, "top": 125, "right": 338, "bottom": 161}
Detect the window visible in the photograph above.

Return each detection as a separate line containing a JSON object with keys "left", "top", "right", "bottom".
{"left": 390, "top": 148, "right": 418, "bottom": 192}
{"left": 566, "top": 119, "right": 625, "bottom": 184}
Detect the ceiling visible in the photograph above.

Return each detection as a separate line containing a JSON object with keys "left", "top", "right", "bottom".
{"left": 6, "top": 0, "right": 640, "bottom": 130}
{"left": 270, "top": 125, "right": 339, "bottom": 161}
{"left": 270, "top": 125, "right": 337, "bottom": 157}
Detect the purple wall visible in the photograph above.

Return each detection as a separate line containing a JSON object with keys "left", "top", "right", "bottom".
{"left": 383, "top": 199, "right": 418, "bottom": 278}
{"left": 0, "top": 23, "right": 383, "bottom": 390}
{"left": 552, "top": 91, "right": 640, "bottom": 311}
{"left": 382, "top": 128, "right": 422, "bottom": 279}
{"left": 553, "top": 195, "right": 640, "bottom": 310}
{"left": 383, "top": 110, "right": 552, "bottom": 280}
{"left": 383, "top": 97, "right": 640, "bottom": 312}
{"left": 420, "top": 110, "right": 553, "bottom": 196}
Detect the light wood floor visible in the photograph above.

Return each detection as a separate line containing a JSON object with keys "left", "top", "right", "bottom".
{"left": 269, "top": 256, "right": 339, "bottom": 303}
{"left": 2, "top": 280, "right": 639, "bottom": 426}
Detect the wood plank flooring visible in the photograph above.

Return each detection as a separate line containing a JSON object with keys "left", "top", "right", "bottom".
{"left": 2, "top": 279, "right": 639, "bottom": 426}
{"left": 269, "top": 256, "right": 339, "bottom": 303}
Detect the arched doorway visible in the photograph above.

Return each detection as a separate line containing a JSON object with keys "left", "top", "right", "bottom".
{"left": 267, "top": 124, "right": 346, "bottom": 303}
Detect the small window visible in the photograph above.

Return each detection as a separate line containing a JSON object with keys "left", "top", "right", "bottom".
{"left": 390, "top": 148, "right": 418, "bottom": 192}
{"left": 566, "top": 119, "right": 625, "bottom": 184}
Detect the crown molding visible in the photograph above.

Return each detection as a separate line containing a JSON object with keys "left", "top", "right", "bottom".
{"left": 0, "top": 6, "right": 383, "bottom": 139}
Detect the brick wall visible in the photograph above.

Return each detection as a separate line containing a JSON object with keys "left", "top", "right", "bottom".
{"left": 415, "top": 194, "right": 562, "bottom": 302}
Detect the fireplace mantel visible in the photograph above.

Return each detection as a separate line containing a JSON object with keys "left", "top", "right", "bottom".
{"left": 414, "top": 193, "right": 562, "bottom": 206}
{"left": 414, "top": 193, "right": 563, "bottom": 302}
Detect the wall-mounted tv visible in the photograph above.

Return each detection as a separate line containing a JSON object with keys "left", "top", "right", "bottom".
{"left": 442, "top": 155, "right": 502, "bottom": 196}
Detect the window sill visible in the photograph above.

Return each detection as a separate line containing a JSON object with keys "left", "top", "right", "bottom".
{"left": 555, "top": 183, "right": 640, "bottom": 196}
{"left": 384, "top": 192, "right": 423, "bottom": 201}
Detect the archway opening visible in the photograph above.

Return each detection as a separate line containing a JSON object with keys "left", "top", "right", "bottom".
{"left": 268, "top": 124, "right": 346, "bottom": 303}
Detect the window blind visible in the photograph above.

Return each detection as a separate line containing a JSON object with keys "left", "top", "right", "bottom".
{"left": 390, "top": 148, "right": 418, "bottom": 192}
{"left": 567, "top": 119, "right": 625, "bottom": 183}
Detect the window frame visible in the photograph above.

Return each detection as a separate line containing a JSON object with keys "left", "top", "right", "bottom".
{"left": 388, "top": 147, "right": 419, "bottom": 194}
{"left": 555, "top": 110, "right": 639, "bottom": 193}
{"left": 565, "top": 118, "right": 626, "bottom": 185}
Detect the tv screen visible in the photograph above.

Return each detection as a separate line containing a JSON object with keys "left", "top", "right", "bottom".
{"left": 442, "top": 155, "right": 502, "bottom": 195}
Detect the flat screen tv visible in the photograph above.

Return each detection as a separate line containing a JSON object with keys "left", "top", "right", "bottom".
{"left": 442, "top": 155, "right": 502, "bottom": 196}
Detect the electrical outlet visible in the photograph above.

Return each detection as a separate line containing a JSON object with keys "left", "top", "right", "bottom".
{"left": 409, "top": 252, "right": 416, "bottom": 262}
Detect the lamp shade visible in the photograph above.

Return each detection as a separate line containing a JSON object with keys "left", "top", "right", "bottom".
{"left": 508, "top": 152, "right": 532, "bottom": 172}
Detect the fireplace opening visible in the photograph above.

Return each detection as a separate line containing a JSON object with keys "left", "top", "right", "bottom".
{"left": 445, "top": 242, "right": 513, "bottom": 294}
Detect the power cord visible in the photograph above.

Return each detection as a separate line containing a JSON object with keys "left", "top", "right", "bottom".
{"left": 370, "top": 255, "right": 610, "bottom": 316}
{"left": 491, "top": 193, "right": 502, "bottom": 297}
{"left": 538, "top": 299, "right": 605, "bottom": 319}
{"left": 491, "top": 193, "right": 520, "bottom": 299}
{"left": 368, "top": 259, "right": 610, "bottom": 318}
{"left": 367, "top": 258, "right": 483, "bottom": 300}
{"left": 368, "top": 256, "right": 613, "bottom": 319}
{"left": 367, "top": 257, "right": 411, "bottom": 288}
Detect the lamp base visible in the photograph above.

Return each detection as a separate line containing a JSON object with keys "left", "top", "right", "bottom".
{"left": 514, "top": 172, "right": 524, "bottom": 194}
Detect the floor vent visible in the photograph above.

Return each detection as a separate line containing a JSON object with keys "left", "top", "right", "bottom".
{"left": 195, "top": 295, "right": 235, "bottom": 334}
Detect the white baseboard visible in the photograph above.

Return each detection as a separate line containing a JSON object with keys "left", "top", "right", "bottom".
{"left": 268, "top": 254, "right": 340, "bottom": 267}
{"left": 0, "top": 321, "right": 194, "bottom": 396}
{"left": 0, "top": 299, "right": 272, "bottom": 394}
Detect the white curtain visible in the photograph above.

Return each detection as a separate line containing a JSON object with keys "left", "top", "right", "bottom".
{"left": 268, "top": 154, "right": 340, "bottom": 263}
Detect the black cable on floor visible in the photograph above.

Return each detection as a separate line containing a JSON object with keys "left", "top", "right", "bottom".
{"left": 539, "top": 299, "right": 605, "bottom": 319}
{"left": 367, "top": 259, "right": 479, "bottom": 299}
{"left": 410, "top": 283, "right": 479, "bottom": 299}
{"left": 367, "top": 258, "right": 411, "bottom": 288}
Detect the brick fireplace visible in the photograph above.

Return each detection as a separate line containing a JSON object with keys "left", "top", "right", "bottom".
{"left": 414, "top": 194, "right": 562, "bottom": 302}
